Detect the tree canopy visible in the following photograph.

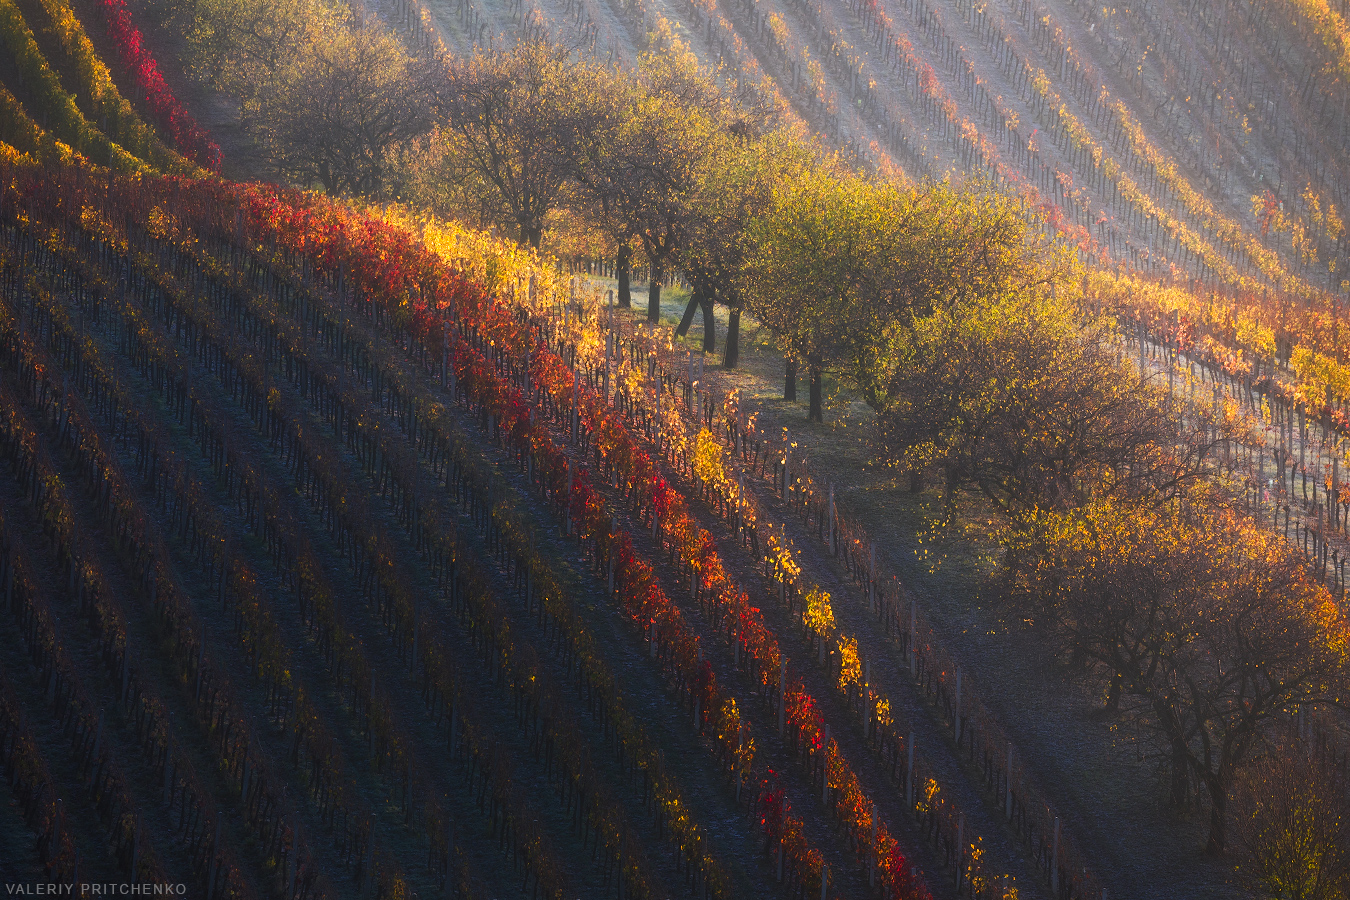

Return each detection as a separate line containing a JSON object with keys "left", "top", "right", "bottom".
{"left": 1010, "top": 493, "right": 1350, "bottom": 853}
{"left": 433, "top": 41, "right": 612, "bottom": 248}
{"left": 865, "top": 291, "right": 1227, "bottom": 519}
{"left": 679, "top": 126, "right": 817, "bottom": 366}
{"left": 255, "top": 20, "right": 432, "bottom": 196}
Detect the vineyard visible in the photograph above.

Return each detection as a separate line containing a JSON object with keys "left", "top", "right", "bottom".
{"left": 419, "top": 0, "right": 1350, "bottom": 290}
{"left": 1, "top": 0, "right": 1350, "bottom": 894}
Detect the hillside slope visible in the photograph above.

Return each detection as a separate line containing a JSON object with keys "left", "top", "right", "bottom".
{"left": 413, "top": 0, "right": 1350, "bottom": 301}
{"left": 1, "top": 0, "right": 1346, "bottom": 898}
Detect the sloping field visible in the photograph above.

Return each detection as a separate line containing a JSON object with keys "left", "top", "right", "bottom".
{"left": 418, "top": 0, "right": 1350, "bottom": 296}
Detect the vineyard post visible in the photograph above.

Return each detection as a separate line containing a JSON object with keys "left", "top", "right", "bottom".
{"left": 88, "top": 712, "right": 102, "bottom": 786}
{"left": 1299, "top": 405, "right": 1307, "bottom": 474}
{"left": 608, "top": 517, "right": 616, "bottom": 593}
{"left": 1334, "top": 458, "right": 1340, "bottom": 524}
{"left": 241, "top": 745, "right": 251, "bottom": 801}
{"left": 571, "top": 371, "right": 580, "bottom": 444}
{"left": 364, "top": 824, "right": 375, "bottom": 896}
{"left": 233, "top": 210, "right": 242, "bottom": 277}
{"left": 908, "top": 600, "right": 917, "bottom": 677}
{"left": 655, "top": 380, "right": 663, "bottom": 439}
{"left": 1257, "top": 449, "right": 1266, "bottom": 518}
{"left": 777, "top": 527, "right": 788, "bottom": 610}
{"left": 369, "top": 675, "right": 377, "bottom": 750}
{"left": 956, "top": 814, "right": 963, "bottom": 888}
{"left": 778, "top": 658, "right": 786, "bottom": 737}
{"left": 650, "top": 621, "right": 657, "bottom": 659}
{"left": 449, "top": 698, "right": 458, "bottom": 757}
{"left": 443, "top": 822, "right": 452, "bottom": 886}
{"left": 906, "top": 733, "right": 915, "bottom": 808}
{"left": 822, "top": 724, "right": 830, "bottom": 804}
{"left": 694, "top": 641, "right": 701, "bottom": 731}
{"left": 735, "top": 726, "right": 743, "bottom": 800}
{"left": 206, "top": 818, "right": 220, "bottom": 900}
{"left": 869, "top": 804, "right": 877, "bottom": 886}
{"left": 1006, "top": 744, "right": 1013, "bottom": 820}
{"left": 565, "top": 461, "right": 573, "bottom": 536}
{"left": 281, "top": 821, "right": 293, "bottom": 895}
{"left": 954, "top": 667, "right": 962, "bottom": 742}
{"left": 821, "top": 863, "right": 829, "bottom": 900}
{"left": 868, "top": 543, "right": 875, "bottom": 610}
{"left": 827, "top": 484, "right": 834, "bottom": 554}
{"left": 863, "top": 659, "right": 870, "bottom": 733}
{"left": 737, "top": 471, "right": 745, "bottom": 534}
{"left": 1167, "top": 339, "right": 1175, "bottom": 398}
{"left": 1051, "top": 815, "right": 1061, "bottom": 892}
{"left": 119, "top": 637, "right": 130, "bottom": 706}
{"left": 218, "top": 541, "right": 227, "bottom": 608}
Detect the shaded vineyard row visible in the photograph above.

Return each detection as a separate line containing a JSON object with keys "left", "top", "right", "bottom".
{"left": 0, "top": 163, "right": 707, "bottom": 898}
{"left": 0, "top": 158, "right": 962, "bottom": 899}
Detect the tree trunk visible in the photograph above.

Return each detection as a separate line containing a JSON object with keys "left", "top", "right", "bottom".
{"left": 809, "top": 362, "right": 823, "bottom": 422}
{"left": 724, "top": 306, "right": 741, "bottom": 369}
{"left": 907, "top": 469, "right": 923, "bottom": 493}
{"left": 943, "top": 467, "right": 960, "bottom": 522}
{"left": 676, "top": 290, "right": 700, "bottom": 337}
{"left": 700, "top": 295, "right": 716, "bottom": 353}
{"left": 1204, "top": 775, "right": 1227, "bottom": 855}
{"left": 617, "top": 245, "right": 631, "bottom": 308}
{"left": 1104, "top": 672, "right": 1122, "bottom": 713}
{"left": 1169, "top": 733, "right": 1190, "bottom": 809}
{"left": 647, "top": 257, "right": 663, "bottom": 323}
{"left": 784, "top": 357, "right": 797, "bottom": 402}
{"left": 519, "top": 218, "right": 541, "bottom": 249}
